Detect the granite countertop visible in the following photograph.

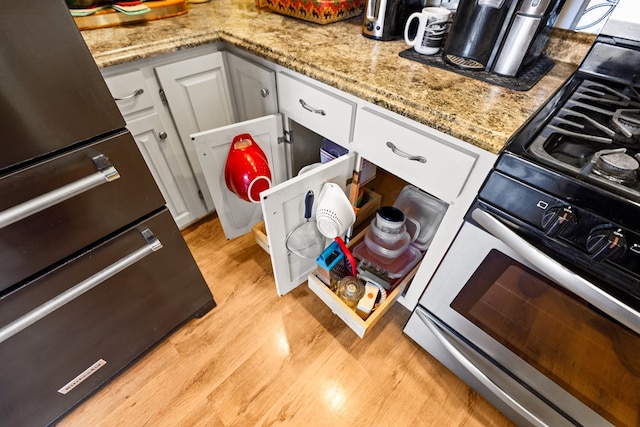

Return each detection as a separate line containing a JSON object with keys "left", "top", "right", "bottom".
{"left": 81, "top": 0, "right": 596, "bottom": 154}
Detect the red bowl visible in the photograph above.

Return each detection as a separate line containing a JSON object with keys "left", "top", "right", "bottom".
{"left": 224, "top": 133, "right": 272, "bottom": 203}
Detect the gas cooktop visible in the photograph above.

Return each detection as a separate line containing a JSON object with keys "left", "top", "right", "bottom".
{"left": 530, "top": 77, "right": 640, "bottom": 201}
{"left": 505, "top": 35, "right": 640, "bottom": 205}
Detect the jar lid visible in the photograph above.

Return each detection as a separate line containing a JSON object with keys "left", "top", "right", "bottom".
{"left": 338, "top": 276, "right": 365, "bottom": 300}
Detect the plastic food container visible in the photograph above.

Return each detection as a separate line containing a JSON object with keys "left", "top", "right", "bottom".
{"left": 393, "top": 185, "right": 448, "bottom": 251}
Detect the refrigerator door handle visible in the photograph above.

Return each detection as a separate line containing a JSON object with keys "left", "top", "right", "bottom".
{"left": 414, "top": 308, "right": 550, "bottom": 427}
{"left": 0, "top": 228, "right": 162, "bottom": 344}
{"left": 0, "top": 154, "right": 120, "bottom": 229}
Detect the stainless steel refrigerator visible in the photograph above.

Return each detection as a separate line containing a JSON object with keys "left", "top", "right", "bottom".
{"left": 0, "top": 1, "right": 216, "bottom": 425}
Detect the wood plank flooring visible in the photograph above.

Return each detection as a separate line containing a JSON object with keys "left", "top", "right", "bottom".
{"left": 59, "top": 215, "right": 514, "bottom": 427}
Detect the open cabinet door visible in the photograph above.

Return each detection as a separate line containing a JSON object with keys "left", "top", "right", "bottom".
{"left": 261, "top": 153, "right": 356, "bottom": 296}
{"left": 192, "top": 114, "right": 286, "bottom": 239}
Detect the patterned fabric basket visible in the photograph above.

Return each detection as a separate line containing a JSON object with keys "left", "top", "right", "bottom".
{"left": 266, "top": 0, "right": 363, "bottom": 24}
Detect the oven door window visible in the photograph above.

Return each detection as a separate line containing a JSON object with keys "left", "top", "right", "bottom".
{"left": 451, "top": 249, "right": 640, "bottom": 427}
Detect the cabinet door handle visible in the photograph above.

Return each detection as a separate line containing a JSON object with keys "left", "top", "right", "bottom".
{"left": 0, "top": 228, "right": 162, "bottom": 344}
{"left": 260, "top": 88, "right": 270, "bottom": 98}
{"left": 114, "top": 88, "right": 144, "bottom": 101}
{"left": 299, "top": 98, "right": 326, "bottom": 116}
{"left": 0, "top": 154, "right": 120, "bottom": 230}
{"left": 386, "top": 142, "right": 427, "bottom": 163}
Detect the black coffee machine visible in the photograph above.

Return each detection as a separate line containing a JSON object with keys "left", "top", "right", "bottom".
{"left": 362, "top": 0, "right": 425, "bottom": 41}
{"left": 443, "top": 0, "right": 566, "bottom": 76}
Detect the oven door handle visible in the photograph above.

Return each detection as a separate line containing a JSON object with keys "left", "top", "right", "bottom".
{"left": 0, "top": 228, "right": 162, "bottom": 345}
{"left": 415, "top": 308, "right": 550, "bottom": 427}
{"left": 0, "top": 154, "right": 120, "bottom": 230}
{"left": 472, "top": 208, "right": 640, "bottom": 336}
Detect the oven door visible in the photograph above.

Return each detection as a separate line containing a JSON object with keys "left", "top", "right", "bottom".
{"left": 405, "top": 210, "right": 640, "bottom": 427}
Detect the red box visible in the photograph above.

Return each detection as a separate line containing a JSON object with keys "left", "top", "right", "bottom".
{"left": 266, "top": 0, "right": 364, "bottom": 24}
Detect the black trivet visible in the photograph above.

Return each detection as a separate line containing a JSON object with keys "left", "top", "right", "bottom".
{"left": 399, "top": 48, "right": 555, "bottom": 91}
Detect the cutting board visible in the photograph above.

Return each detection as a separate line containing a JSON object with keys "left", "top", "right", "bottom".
{"left": 73, "top": 0, "right": 188, "bottom": 30}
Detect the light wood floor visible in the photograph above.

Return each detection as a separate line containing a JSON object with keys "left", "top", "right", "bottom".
{"left": 59, "top": 215, "right": 513, "bottom": 427}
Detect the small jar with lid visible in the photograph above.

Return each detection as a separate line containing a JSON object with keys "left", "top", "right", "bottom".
{"left": 337, "top": 276, "right": 365, "bottom": 310}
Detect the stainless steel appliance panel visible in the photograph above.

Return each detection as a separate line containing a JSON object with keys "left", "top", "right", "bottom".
{"left": 409, "top": 219, "right": 639, "bottom": 426}
{"left": 0, "top": 0, "right": 125, "bottom": 171}
{"left": 491, "top": 14, "right": 542, "bottom": 76}
{"left": 0, "top": 132, "right": 166, "bottom": 293}
{"left": 0, "top": 209, "right": 214, "bottom": 427}
{"left": 404, "top": 308, "right": 574, "bottom": 427}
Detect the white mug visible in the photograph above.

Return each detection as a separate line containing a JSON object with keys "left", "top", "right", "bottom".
{"left": 404, "top": 7, "right": 451, "bottom": 55}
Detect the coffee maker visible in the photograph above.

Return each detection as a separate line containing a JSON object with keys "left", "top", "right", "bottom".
{"left": 362, "top": 0, "right": 424, "bottom": 41}
{"left": 443, "top": 0, "right": 566, "bottom": 76}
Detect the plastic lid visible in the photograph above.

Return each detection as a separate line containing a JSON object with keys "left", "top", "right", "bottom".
{"left": 393, "top": 185, "right": 447, "bottom": 251}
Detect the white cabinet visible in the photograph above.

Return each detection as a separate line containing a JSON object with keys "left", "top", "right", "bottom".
{"left": 192, "top": 115, "right": 287, "bottom": 240}
{"left": 103, "top": 67, "right": 207, "bottom": 229}
{"left": 260, "top": 154, "right": 355, "bottom": 296}
{"left": 155, "top": 51, "right": 236, "bottom": 211}
{"left": 352, "top": 103, "right": 496, "bottom": 310}
{"left": 353, "top": 107, "right": 477, "bottom": 202}
{"left": 263, "top": 68, "right": 495, "bottom": 337}
{"left": 226, "top": 52, "right": 278, "bottom": 122}
{"left": 103, "top": 48, "right": 277, "bottom": 231}
{"left": 105, "top": 46, "right": 496, "bottom": 337}
{"left": 277, "top": 72, "right": 356, "bottom": 147}
{"left": 126, "top": 113, "right": 207, "bottom": 227}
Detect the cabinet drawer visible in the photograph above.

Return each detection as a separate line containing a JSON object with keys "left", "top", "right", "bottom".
{"left": 0, "top": 132, "right": 165, "bottom": 293}
{"left": 0, "top": 210, "right": 213, "bottom": 426}
{"left": 253, "top": 219, "right": 417, "bottom": 338}
{"left": 354, "top": 108, "right": 477, "bottom": 202}
{"left": 307, "top": 266, "right": 414, "bottom": 339}
{"left": 103, "top": 69, "right": 154, "bottom": 117}
{"left": 277, "top": 72, "right": 356, "bottom": 145}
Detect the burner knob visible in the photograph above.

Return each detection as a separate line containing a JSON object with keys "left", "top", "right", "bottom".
{"left": 541, "top": 206, "right": 577, "bottom": 237}
{"left": 586, "top": 228, "right": 627, "bottom": 261}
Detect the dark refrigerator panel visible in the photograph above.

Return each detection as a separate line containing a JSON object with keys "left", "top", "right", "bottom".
{"left": 0, "top": 132, "right": 165, "bottom": 293}
{"left": 0, "top": 210, "right": 214, "bottom": 427}
{"left": 0, "top": 1, "right": 216, "bottom": 425}
{"left": 0, "top": 0, "right": 125, "bottom": 172}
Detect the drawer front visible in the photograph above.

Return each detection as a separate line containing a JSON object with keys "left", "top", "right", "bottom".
{"left": 0, "top": 132, "right": 165, "bottom": 293}
{"left": 354, "top": 108, "right": 477, "bottom": 202}
{"left": 277, "top": 72, "right": 356, "bottom": 145}
{"left": 0, "top": 210, "right": 213, "bottom": 427}
{"left": 103, "top": 69, "right": 154, "bottom": 117}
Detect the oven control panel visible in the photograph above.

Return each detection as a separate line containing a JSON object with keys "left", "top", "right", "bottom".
{"left": 477, "top": 171, "right": 640, "bottom": 281}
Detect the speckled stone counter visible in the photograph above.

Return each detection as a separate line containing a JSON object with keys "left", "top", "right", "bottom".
{"left": 80, "top": 0, "right": 596, "bottom": 154}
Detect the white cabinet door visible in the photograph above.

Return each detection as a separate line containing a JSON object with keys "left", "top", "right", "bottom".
{"left": 155, "top": 52, "right": 236, "bottom": 211}
{"left": 226, "top": 52, "right": 278, "bottom": 122}
{"left": 126, "top": 112, "right": 207, "bottom": 228}
{"left": 192, "top": 114, "right": 287, "bottom": 240}
{"left": 260, "top": 153, "right": 355, "bottom": 296}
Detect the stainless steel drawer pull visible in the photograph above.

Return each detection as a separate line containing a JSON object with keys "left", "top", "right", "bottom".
{"left": 0, "top": 228, "right": 162, "bottom": 344}
{"left": 415, "top": 308, "right": 549, "bottom": 427}
{"left": 386, "top": 142, "right": 427, "bottom": 163}
{"left": 113, "top": 88, "right": 144, "bottom": 101}
{"left": 299, "top": 99, "right": 326, "bottom": 116}
{"left": 0, "top": 154, "right": 120, "bottom": 230}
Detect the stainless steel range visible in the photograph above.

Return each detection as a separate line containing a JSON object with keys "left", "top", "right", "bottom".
{"left": 404, "top": 2, "right": 640, "bottom": 426}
